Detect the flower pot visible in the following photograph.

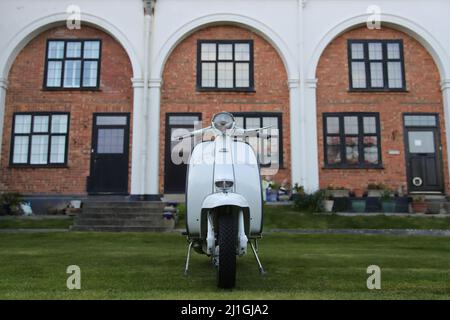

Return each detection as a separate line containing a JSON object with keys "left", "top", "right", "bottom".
{"left": 322, "top": 199, "right": 334, "bottom": 212}
{"left": 266, "top": 190, "right": 278, "bottom": 202}
{"left": 381, "top": 200, "right": 395, "bottom": 213}
{"left": 412, "top": 202, "right": 427, "bottom": 214}
{"left": 278, "top": 194, "right": 290, "bottom": 202}
{"left": 330, "top": 189, "right": 350, "bottom": 198}
{"left": 367, "top": 189, "right": 383, "bottom": 197}
{"left": 351, "top": 199, "right": 366, "bottom": 213}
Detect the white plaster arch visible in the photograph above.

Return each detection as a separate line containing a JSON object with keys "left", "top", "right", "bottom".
{"left": 152, "top": 13, "right": 299, "bottom": 81}
{"left": 307, "top": 13, "right": 450, "bottom": 80}
{"left": 0, "top": 12, "right": 142, "bottom": 80}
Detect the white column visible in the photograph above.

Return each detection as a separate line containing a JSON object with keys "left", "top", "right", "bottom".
{"left": 130, "top": 78, "right": 145, "bottom": 196}
{"left": 146, "top": 78, "right": 162, "bottom": 197}
{"left": 0, "top": 78, "right": 8, "bottom": 159}
{"left": 304, "top": 78, "right": 320, "bottom": 191}
{"left": 441, "top": 79, "right": 450, "bottom": 182}
{"left": 288, "top": 79, "right": 305, "bottom": 189}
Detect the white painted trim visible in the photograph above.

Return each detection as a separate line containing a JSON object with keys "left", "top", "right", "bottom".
{"left": 151, "top": 13, "right": 299, "bottom": 80}
{"left": 307, "top": 13, "right": 450, "bottom": 80}
{"left": 0, "top": 12, "right": 143, "bottom": 80}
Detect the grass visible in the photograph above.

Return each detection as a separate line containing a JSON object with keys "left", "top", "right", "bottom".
{"left": 0, "top": 232, "right": 449, "bottom": 299}
{"left": 0, "top": 216, "right": 74, "bottom": 229}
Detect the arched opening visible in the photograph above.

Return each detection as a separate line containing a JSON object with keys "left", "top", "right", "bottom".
{"left": 159, "top": 23, "right": 290, "bottom": 194}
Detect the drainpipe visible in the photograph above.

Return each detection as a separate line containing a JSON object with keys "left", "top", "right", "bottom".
{"left": 141, "top": 0, "right": 154, "bottom": 197}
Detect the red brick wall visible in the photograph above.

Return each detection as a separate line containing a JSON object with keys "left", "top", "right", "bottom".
{"left": 160, "top": 25, "right": 290, "bottom": 193}
{"left": 0, "top": 25, "right": 133, "bottom": 195}
{"left": 316, "top": 26, "right": 447, "bottom": 195}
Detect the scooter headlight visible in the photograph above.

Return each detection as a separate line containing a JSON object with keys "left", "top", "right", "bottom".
{"left": 212, "top": 112, "right": 235, "bottom": 133}
{"left": 215, "top": 180, "right": 234, "bottom": 191}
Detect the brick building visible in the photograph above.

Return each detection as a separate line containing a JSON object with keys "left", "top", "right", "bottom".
{"left": 0, "top": 0, "right": 449, "bottom": 202}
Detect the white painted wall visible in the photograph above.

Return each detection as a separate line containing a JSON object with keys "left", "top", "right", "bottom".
{"left": 0, "top": 0, "right": 449, "bottom": 195}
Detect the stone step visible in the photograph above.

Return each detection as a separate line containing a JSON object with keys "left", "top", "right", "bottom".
{"left": 82, "top": 201, "right": 165, "bottom": 209}
{"left": 75, "top": 218, "right": 165, "bottom": 227}
{"left": 81, "top": 207, "right": 165, "bottom": 214}
{"left": 70, "top": 225, "right": 172, "bottom": 232}
{"left": 77, "top": 212, "right": 164, "bottom": 219}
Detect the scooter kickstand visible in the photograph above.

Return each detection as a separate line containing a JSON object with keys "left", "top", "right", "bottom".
{"left": 184, "top": 241, "right": 193, "bottom": 276}
{"left": 250, "top": 240, "right": 266, "bottom": 276}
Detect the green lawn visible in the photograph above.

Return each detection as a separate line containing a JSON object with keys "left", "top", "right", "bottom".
{"left": 0, "top": 232, "right": 449, "bottom": 299}
{"left": 0, "top": 217, "right": 74, "bottom": 229}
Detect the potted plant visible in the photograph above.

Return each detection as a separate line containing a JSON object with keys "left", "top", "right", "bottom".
{"left": 266, "top": 182, "right": 280, "bottom": 202}
{"left": 367, "top": 183, "right": 385, "bottom": 197}
{"left": 350, "top": 197, "right": 366, "bottom": 213}
{"left": 0, "top": 192, "right": 24, "bottom": 215}
{"left": 327, "top": 185, "right": 350, "bottom": 198}
{"left": 411, "top": 196, "right": 427, "bottom": 214}
{"left": 380, "top": 188, "right": 395, "bottom": 213}
{"left": 322, "top": 189, "right": 334, "bottom": 212}
{"left": 278, "top": 179, "right": 291, "bottom": 202}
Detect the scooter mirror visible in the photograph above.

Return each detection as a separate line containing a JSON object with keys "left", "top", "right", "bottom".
{"left": 212, "top": 112, "right": 235, "bottom": 133}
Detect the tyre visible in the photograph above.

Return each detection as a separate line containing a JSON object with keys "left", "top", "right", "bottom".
{"left": 217, "top": 208, "right": 237, "bottom": 289}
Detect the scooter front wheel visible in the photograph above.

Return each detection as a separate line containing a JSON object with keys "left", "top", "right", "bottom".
{"left": 217, "top": 209, "right": 237, "bottom": 289}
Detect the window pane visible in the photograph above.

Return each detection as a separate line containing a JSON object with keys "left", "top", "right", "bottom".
{"left": 368, "top": 43, "right": 383, "bottom": 60}
{"left": 201, "top": 43, "right": 216, "bottom": 61}
{"left": 344, "top": 116, "right": 359, "bottom": 134}
{"left": 326, "top": 117, "right": 339, "bottom": 134}
{"left": 387, "top": 43, "right": 400, "bottom": 59}
{"left": 66, "top": 42, "right": 82, "bottom": 58}
{"left": 235, "top": 43, "right": 250, "bottom": 61}
{"left": 97, "top": 129, "right": 124, "bottom": 154}
{"left": 14, "top": 115, "right": 31, "bottom": 134}
{"left": 13, "top": 136, "right": 29, "bottom": 164}
{"left": 363, "top": 117, "right": 377, "bottom": 134}
{"left": 201, "top": 62, "right": 215, "bottom": 87}
{"left": 97, "top": 116, "right": 127, "bottom": 126}
{"left": 408, "top": 131, "right": 435, "bottom": 153}
{"left": 168, "top": 116, "right": 199, "bottom": 126}
{"left": 46, "top": 61, "right": 62, "bottom": 87}
{"left": 84, "top": 41, "right": 100, "bottom": 59}
{"left": 387, "top": 61, "right": 403, "bottom": 88}
{"left": 50, "top": 136, "right": 66, "bottom": 163}
{"left": 345, "top": 137, "right": 359, "bottom": 164}
{"left": 83, "top": 61, "right": 98, "bottom": 87}
{"left": 30, "top": 135, "right": 49, "bottom": 164}
{"left": 351, "top": 62, "right": 366, "bottom": 88}
{"left": 404, "top": 115, "right": 437, "bottom": 127}
{"left": 263, "top": 117, "right": 278, "bottom": 129}
{"left": 326, "top": 136, "right": 341, "bottom": 164}
{"left": 217, "top": 62, "right": 233, "bottom": 88}
{"left": 235, "top": 63, "right": 249, "bottom": 87}
{"left": 48, "top": 41, "right": 64, "bottom": 59}
{"left": 370, "top": 62, "right": 384, "bottom": 87}
{"left": 246, "top": 117, "right": 261, "bottom": 129}
{"left": 364, "top": 136, "right": 379, "bottom": 164}
{"left": 218, "top": 44, "right": 233, "bottom": 60}
{"left": 51, "top": 115, "right": 68, "bottom": 133}
{"left": 33, "top": 116, "right": 49, "bottom": 133}
{"left": 63, "top": 60, "right": 81, "bottom": 88}
{"left": 232, "top": 117, "right": 243, "bottom": 129}
{"left": 351, "top": 43, "right": 364, "bottom": 59}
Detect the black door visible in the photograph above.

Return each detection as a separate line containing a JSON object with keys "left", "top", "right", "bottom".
{"left": 164, "top": 113, "right": 202, "bottom": 193}
{"left": 88, "top": 113, "right": 130, "bottom": 194}
{"left": 404, "top": 115, "right": 443, "bottom": 193}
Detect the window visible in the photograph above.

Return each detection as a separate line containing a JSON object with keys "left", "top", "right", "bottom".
{"left": 44, "top": 40, "right": 101, "bottom": 89}
{"left": 232, "top": 113, "right": 282, "bottom": 167}
{"left": 197, "top": 40, "right": 254, "bottom": 91}
{"left": 348, "top": 40, "right": 405, "bottom": 90}
{"left": 323, "top": 113, "right": 381, "bottom": 167}
{"left": 10, "top": 113, "right": 69, "bottom": 166}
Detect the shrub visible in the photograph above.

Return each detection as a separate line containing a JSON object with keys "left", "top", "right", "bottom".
{"left": 293, "top": 189, "right": 326, "bottom": 213}
{"left": 0, "top": 192, "right": 25, "bottom": 215}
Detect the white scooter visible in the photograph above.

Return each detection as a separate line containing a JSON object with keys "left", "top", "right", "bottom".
{"left": 174, "top": 112, "right": 268, "bottom": 288}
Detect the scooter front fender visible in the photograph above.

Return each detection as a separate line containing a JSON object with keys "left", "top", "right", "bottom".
{"left": 201, "top": 192, "right": 250, "bottom": 209}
